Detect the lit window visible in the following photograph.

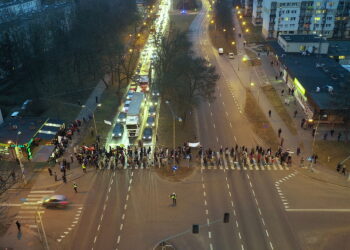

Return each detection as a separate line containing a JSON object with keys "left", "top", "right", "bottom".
{"left": 314, "top": 17, "right": 321, "bottom": 21}
{"left": 339, "top": 56, "right": 345, "bottom": 59}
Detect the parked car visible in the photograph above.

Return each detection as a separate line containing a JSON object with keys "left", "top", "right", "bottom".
{"left": 142, "top": 128, "right": 153, "bottom": 141}
{"left": 112, "top": 123, "right": 124, "bottom": 138}
{"left": 228, "top": 52, "right": 234, "bottom": 59}
{"left": 117, "top": 112, "right": 127, "bottom": 123}
{"left": 150, "top": 96, "right": 159, "bottom": 106}
{"left": 126, "top": 91, "right": 133, "bottom": 100}
{"left": 146, "top": 116, "right": 155, "bottom": 127}
{"left": 42, "top": 195, "right": 69, "bottom": 208}
{"left": 148, "top": 106, "right": 156, "bottom": 116}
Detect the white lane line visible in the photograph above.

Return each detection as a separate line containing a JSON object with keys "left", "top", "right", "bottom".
{"left": 210, "top": 112, "right": 213, "bottom": 116}
{"left": 122, "top": 214, "right": 125, "bottom": 220}
{"left": 97, "top": 224, "right": 101, "bottom": 231}
{"left": 210, "top": 243, "right": 213, "bottom": 250}
{"left": 131, "top": 172, "right": 134, "bottom": 177}
{"left": 286, "top": 208, "right": 350, "bottom": 212}
{"left": 128, "top": 186, "right": 131, "bottom": 192}
{"left": 117, "top": 235, "right": 121, "bottom": 244}
{"left": 231, "top": 201, "right": 234, "bottom": 207}
{"left": 103, "top": 204, "right": 106, "bottom": 211}
{"left": 252, "top": 190, "right": 256, "bottom": 196}
{"left": 265, "top": 229, "right": 269, "bottom": 237}
{"left": 202, "top": 184, "right": 205, "bottom": 189}
{"left": 203, "top": 191, "right": 206, "bottom": 197}
{"left": 258, "top": 208, "right": 262, "bottom": 215}
{"left": 208, "top": 231, "right": 212, "bottom": 238}
{"left": 241, "top": 244, "right": 245, "bottom": 250}
{"left": 206, "top": 209, "right": 209, "bottom": 215}
{"left": 236, "top": 221, "right": 239, "bottom": 228}
{"left": 100, "top": 214, "right": 103, "bottom": 221}
{"left": 261, "top": 218, "right": 265, "bottom": 226}
{"left": 94, "top": 236, "right": 97, "bottom": 244}
{"left": 230, "top": 122, "right": 233, "bottom": 128}
{"left": 124, "top": 204, "right": 127, "bottom": 210}
{"left": 207, "top": 218, "right": 210, "bottom": 225}
{"left": 120, "top": 224, "right": 123, "bottom": 230}
{"left": 204, "top": 200, "right": 207, "bottom": 206}
{"left": 238, "top": 232, "right": 242, "bottom": 239}
{"left": 216, "top": 137, "right": 219, "bottom": 142}
{"left": 129, "top": 179, "right": 132, "bottom": 184}
{"left": 270, "top": 241, "right": 274, "bottom": 250}
{"left": 229, "top": 191, "right": 232, "bottom": 197}
{"left": 126, "top": 194, "right": 129, "bottom": 201}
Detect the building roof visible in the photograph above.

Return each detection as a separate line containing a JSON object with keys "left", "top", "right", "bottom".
{"left": 280, "top": 35, "right": 324, "bottom": 43}
{"left": 0, "top": 117, "right": 48, "bottom": 145}
{"left": 328, "top": 40, "right": 350, "bottom": 56}
{"left": 269, "top": 41, "right": 350, "bottom": 111}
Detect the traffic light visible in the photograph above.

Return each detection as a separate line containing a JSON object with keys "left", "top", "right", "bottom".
{"left": 224, "top": 213, "right": 230, "bottom": 223}
{"left": 192, "top": 224, "right": 199, "bottom": 234}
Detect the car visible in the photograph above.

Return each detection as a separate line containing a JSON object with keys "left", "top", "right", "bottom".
{"left": 150, "top": 96, "right": 158, "bottom": 106}
{"left": 42, "top": 195, "right": 69, "bottom": 208}
{"left": 146, "top": 116, "right": 155, "bottom": 127}
{"left": 152, "top": 90, "right": 160, "bottom": 96}
{"left": 112, "top": 123, "right": 124, "bottom": 138}
{"left": 117, "top": 112, "right": 127, "bottom": 123}
{"left": 142, "top": 127, "right": 153, "bottom": 141}
{"left": 123, "top": 101, "right": 131, "bottom": 112}
{"left": 126, "top": 91, "right": 134, "bottom": 100}
{"left": 228, "top": 52, "right": 234, "bottom": 59}
{"left": 148, "top": 106, "right": 156, "bottom": 116}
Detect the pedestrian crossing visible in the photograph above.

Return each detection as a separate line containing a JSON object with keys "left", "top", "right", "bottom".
{"left": 16, "top": 190, "right": 54, "bottom": 229}
{"left": 201, "top": 153, "right": 290, "bottom": 171}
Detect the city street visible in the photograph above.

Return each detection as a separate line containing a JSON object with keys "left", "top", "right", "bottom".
{"left": 1, "top": 1, "right": 350, "bottom": 250}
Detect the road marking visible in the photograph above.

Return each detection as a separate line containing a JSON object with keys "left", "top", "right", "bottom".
{"left": 203, "top": 191, "right": 206, "bottom": 197}
{"left": 216, "top": 137, "right": 219, "bottom": 142}
{"left": 227, "top": 184, "right": 230, "bottom": 189}
{"left": 210, "top": 112, "right": 213, "bottom": 116}
{"left": 231, "top": 201, "right": 234, "bottom": 207}
{"left": 286, "top": 208, "right": 350, "bottom": 212}
{"left": 225, "top": 111, "right": 228, "bottom": 116}
{"left": 213, "top": 123, "right": 216, "bottom": 128}
{"left": 129, "top": 179, "right": 132, "bottom": 184}
{"left": 108, "top": 187, "right": 111, "bottom": 193}
{"left": 229, "top": 191, "right": 232, "bottom": 197}
{"left": 261, "top": 218, "right": 265, "bottom": 225}
{"left": 241, "top": 244, "right": 245, "bottom": 250}
{"left": 122, "top": 214, "right": 125, "bottom": 220}
{"left": 258, "top": 208, "right": 262, "bottom": 215}
{"left": 204, "top": 200, "right": 207, "bottom": 206}
{"left": 210, "top": 243, "right": 213, "bottom": 250}
{"left": 103, "top": 204, "right": 106, "bottom": 211}
{"left": 117, "top": 235, "right": 121, "bottom": 244}
{"left": 124, "top": 204, "right": 127, "bottom": 210}
{"left": 30, "top": 190, "right": 54, "bottom": 193}
{"left": 230, "top": 122, "right": 232, "bottom": 128}
{"left": 128, "top": 186, "right": 131, "bottom": 192}
{"left": 236, "top": 220, "right": 239, "bottom": 228}
{"left": 97, "top": 224, "right": 101, "bottom": 231}
{"left": 208, "top": 231, "right": 212, "bottom": 238}
{"left": 94, "top": 236, "right": 97, "bottom": 243}
{"left": 252, "top": 190, "right": 256, "bottom": 196}
{"left": 126, "top": 194, "right": 129, "bottom": 201}
{"left": 202, "top": 184, "right": 205, "bottom": 189}
{"left": 265, "top": 229, "right": 269, "bottom": 237}
{"left": 120, "top": 224, "right": 123, "bottom": 230}
{"left": 270, "top": 241, "right": 274, "bottom": 250}
{"left": 100, "top": 215, "right": 103, "bottom": 221}
{"left": 206, "top": 209, "right": 208, "bottom": 215}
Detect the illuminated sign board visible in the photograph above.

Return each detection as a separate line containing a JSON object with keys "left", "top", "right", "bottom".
{"left": 293, "top": 78, "right": 306, "bottom": 96}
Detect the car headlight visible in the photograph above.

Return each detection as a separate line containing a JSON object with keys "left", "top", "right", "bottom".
{"left": 152, "top": 123, "right": 155, "bottom": 126}
{"left": 148, "top": 136, "right": 151, "bottom": 139}
{"left": 123, "top": 119, "right": 126, "bottom": 122}
{"left": 118, "top": 133, "right": 122, "bottom": 136}
{"left": 117, "top": 119, "right": 120, "bottom": 122}
{"left": 143, "top": 136, "right": 146, "bottom": 139}
{"left": 112, "top": 133, "right": 115, "bottom": 136}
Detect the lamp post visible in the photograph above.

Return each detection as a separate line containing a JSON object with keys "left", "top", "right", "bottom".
{"left": 9, "top": 131, "right": 26, "bottom": 183}
{"left": 165, "top": 101, "right": 182, "bottom": 167}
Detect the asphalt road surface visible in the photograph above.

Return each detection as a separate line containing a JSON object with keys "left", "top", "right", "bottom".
{"left": 48, "top": 1, "right": 350, "bottom": 250}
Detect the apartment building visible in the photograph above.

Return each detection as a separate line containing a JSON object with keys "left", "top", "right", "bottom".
{"left": 261, "top": 0, "right": 350, "bottom": 39}
{"left": 244, "top": 0, "right": 253, "bottom": 15}
{"left": 252, "top": 0, "right": 264, "bottom": 25}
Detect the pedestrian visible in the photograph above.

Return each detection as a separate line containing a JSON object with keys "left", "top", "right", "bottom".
{"left": 281, "top": 89, "right": 284, "bottom": 96}
{"left": 296, "top": 147, "right": 301, "bottom": 156}
{"left": 73, "top": 183, "right": 78, "bottom": 193}
{"left": 268, "top": 110, "right": 271, "bottom": 117}
{"left": 342, "top": 165, "right": 347, "bottom": 176}
{"left": 294, "top": 110, "right": 298, "bottom": 118}
{"left": 62, "top": 174, "right": 67, "bottom": 183}
{"left": 95, "top": 96, "right": 98, "bottom": 104}
{"left": 337, "top": 163, "right": 342, "bottom": 172}
{"left": 330, "top": 129, "right": 335, "bottom": 137}
{"left": 338, "top": 132, "right": 342, "bottom": 142}
{"left": 323, "top": 133, "right": 328, "bottom": 140}
{"left": 301, "top": 118, "right": 305, "bottom": 128}
{"left": 278, "top": 128, "right": 282, "bottom": 137}
{"left": 275, "top": 75, "right": 278, "bottom": 80}
{"left": 82, "top": 164, "right": 87, "bottom": 173}
{"left": 312, "top": 128, "right": 316, "bottom": 137}
{"left": 11, "top": 171, "right": 15, "bottom": 182}
{"left": 70, "top": 154, "right": 74, "bottom": 163}
{"left": 54, "top": 171, "right": 58, "bottom": 181}
{"left": 48, "top": 167, "right": 52, "bottom": 176}
{"left": 16, "top": 221, "right": 21, "bottom": 232}
{"left": 170, "top": 192, "right": 176, "bottom": 206}
{"left": 299, "top": 157, "right": 304, "bottom": 168}
{"left": 313, "top": 154, "right": 318, "bottom": 164}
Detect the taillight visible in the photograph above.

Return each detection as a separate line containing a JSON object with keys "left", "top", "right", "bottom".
{"left": 60, "top": 201, "right": 68, "bottom": 205}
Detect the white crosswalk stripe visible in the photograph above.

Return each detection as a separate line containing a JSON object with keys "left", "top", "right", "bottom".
{"left": 16, "top": 190, "right": 54, "bottom": 228}
{"left": 199, "top": 154, "right": 289, "bottom": 171}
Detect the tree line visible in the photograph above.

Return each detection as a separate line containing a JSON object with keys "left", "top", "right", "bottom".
{"left": 153, "top": 29, "right": 219, "bottom": 121}
{"left": 0, "top": 0, "right": 139, "bottom": 117}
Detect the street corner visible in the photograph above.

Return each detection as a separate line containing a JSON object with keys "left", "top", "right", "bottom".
{"left": 43, "top": 204, "right": 84, "bottom": 244}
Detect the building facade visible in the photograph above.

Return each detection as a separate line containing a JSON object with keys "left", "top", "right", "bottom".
{"left": 262, "top": 0, "right": 350, "bottom": 39}
{"left": 245, "top": 0, "right": 253, "bottom": 16}
{"left": 252, "top": 0, "right": 264, "bottom": 25}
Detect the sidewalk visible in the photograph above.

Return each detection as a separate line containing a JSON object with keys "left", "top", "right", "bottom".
{"left": 232, "top": 10, "right": 350, "bottom": 187}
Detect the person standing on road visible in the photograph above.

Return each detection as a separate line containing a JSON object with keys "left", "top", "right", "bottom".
{"left": 297, "top": 147, "right": 301, "bottom": 156}
{"left": 48, "top": 167, "right": 52, "bottom": 176}
{"left": 16, "top": 221, "right": 21, "bottom": 232}
{"left": 278, "top": 128, "right": 282, "bottom": 137}
{"left": 338, "top": 132, "right": 342, "bottom": 142}
{"left": 294, "top": 110, "right": 298, "bottom": 118}
{"left": 54, "top": 172, "right": 58, "bottom": 181}
{"left": 170, "top": 192, "right": 177, "bottom": 206}
{"left": 73, "top": 183, "right": 78, "bottom": 193}
{"left": 268, "top": 110, "right": 271, "bottom": 117}
{"left": 82, "top": 164, "right": 87, "bottom": 173}
{"left": 70, "top": 154, "right": 74, "bottom": 163}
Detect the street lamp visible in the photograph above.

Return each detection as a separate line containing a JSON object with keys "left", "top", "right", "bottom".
{"left": 165, "top": 100, "right": 182, "bottom": 167}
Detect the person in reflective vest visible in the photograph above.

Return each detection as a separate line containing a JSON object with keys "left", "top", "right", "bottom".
{"left": 170, "top": 192, "right": 176, "bottom": 206}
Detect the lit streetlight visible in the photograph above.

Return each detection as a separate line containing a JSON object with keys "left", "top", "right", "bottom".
{"left": 245, "top": 28, "right": 250, "bottom": 33}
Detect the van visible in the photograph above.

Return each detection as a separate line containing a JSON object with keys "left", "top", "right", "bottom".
{"left": 218, "top": 48, "right": 224, "bottom": 55}
{"left": 228, "top": 53, "right": 234, "bottom": 59}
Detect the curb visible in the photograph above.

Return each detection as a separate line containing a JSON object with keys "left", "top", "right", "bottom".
{"left": 297, "top": 168, "right": 350, "bottom": 189}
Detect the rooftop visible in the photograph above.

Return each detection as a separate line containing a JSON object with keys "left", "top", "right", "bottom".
{"left": 269, "top": 41, "right": 350, "bottom": 111}
{"left": 328, "top": 40, "right": 350, "bottom": 56}
{"left": 280, "top": 34, "right": 325, "bottom": 43}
